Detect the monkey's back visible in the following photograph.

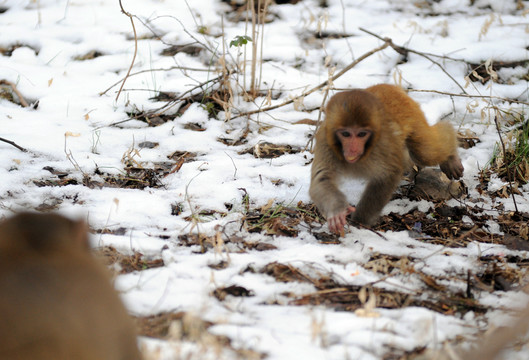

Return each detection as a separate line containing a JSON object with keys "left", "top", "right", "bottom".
{"left": 366, "top": 84, "right": 459, "bottom": 168}
{"left": 0, "top": 214, "right": 142, "bottom": 360}
{"left": 365, "top": 84, "right": 427, "bottom": 134}
{"left": 0, "top": 252, "right": 141, "bottom": 360}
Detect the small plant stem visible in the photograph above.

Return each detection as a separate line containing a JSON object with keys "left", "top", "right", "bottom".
{"left": 493, "top": 114, "right": 519, "bottom": 213}
{"left": 116, "top": 0, "right": 138, "bottom": 102}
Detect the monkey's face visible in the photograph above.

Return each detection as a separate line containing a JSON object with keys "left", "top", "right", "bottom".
{"left": 324, "top": 90, "right": 381, "bottom": 163}
{"left": 335, "top": 127, "right": 372, "bottom": 163}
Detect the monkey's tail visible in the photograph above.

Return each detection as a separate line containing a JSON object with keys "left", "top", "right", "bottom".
{"left": 407, "top": 121, "right": 458, "bottom": 166}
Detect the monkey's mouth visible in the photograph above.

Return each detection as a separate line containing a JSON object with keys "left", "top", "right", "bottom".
{"left": 345, "top": 155, "right": 361, "bottom": 163}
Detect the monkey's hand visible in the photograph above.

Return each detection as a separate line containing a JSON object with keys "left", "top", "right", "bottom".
{"left": 328, "top": 206, "right": 356, "bottom": 235}
{"left": 440, "top": 155, "right": 464, "bottom": 180}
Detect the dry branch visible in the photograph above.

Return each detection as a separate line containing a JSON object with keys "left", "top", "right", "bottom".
{"left": 493, "top": 115, "right": 519, "bottom": 213}
{"left": 0, "top": 137, "right": 28, "bottom": 152}
{"left": 99, "top": 66, "right": 211, "bottom": 97}
{"left": 229, "top": 41, "right": 391, "bottom": 121}
{"left": 359, "top": 27, "right": 468, "bottom": 94}
{"left": 231, "top": 27, "right": 472, "bottom": 121}
{"left": 116, "top": 0, "right": 138, "bottom": 102}
{"left": 0, "top": 79, "right": 29, "bottom": 107}
{"left": 408, "top": 88, "right": 529, "bottom": 106}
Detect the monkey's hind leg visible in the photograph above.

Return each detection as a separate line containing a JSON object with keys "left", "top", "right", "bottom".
{"left": 406, "top": 121, "right": 463, "bottom": 179}
{"left": 407, "top": 121, "right": 458, "bottom": 166}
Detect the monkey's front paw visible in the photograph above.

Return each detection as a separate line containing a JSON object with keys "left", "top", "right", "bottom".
{"left": 327, "top": 206, "right": 355, "bottom": 234}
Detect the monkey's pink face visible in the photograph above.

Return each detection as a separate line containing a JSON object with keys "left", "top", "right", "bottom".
{"left": 336, "top": 127, "right": 372, "bottom": 164}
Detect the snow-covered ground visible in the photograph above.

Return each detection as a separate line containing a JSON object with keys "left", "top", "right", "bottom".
{"left": 1, "top": 0, "right": 529, "bottom": 359}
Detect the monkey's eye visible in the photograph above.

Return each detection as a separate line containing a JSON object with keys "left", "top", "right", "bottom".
{"left": 357, "top": 131, "right": 369, "bottom": 138}
{"left": 340, "top": 130, "right": 351, "bottom": 137}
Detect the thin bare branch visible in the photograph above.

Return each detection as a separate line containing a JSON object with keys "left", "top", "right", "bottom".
{"left": 407, "top": 88, "right": 529, "bottom": 106}
{"left": 99, "top": 66, "right": 211, "bottom": 97}
{"left": 116, "top": 0, "right": 138, "bottom": 102}
{"left": 493, "top": 114, "right": 519, "bottom": 213}
{"left": 99, "top": 75, "right": 224, "bottom": 129}
{"left": 0, "top": 79, "right": 29, "bottom": 107}
{"left": 229, "top": 41, "right": 390, "bottom": 120}
{"left": 0, "top": 137, "right": 28, "bottom": 152}
{"left": 359, "top": 27, "right": 468, "bottom": 94}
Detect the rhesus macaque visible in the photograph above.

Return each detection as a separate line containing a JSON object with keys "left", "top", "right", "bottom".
{"left": 422, "top": 300, "right": 529, "bottom": 360}
{"left": 310, "top": 84, "right": 463, "bottom": 233}
{"left": 0, "top": 213, "right": 142, "bottom": 360}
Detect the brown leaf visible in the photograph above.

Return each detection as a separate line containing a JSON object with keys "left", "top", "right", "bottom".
{"left": 262, "top": 262, "right": 309, "bottom": 283}
{"left": 420, "top": 273, "right": 447, "bottom": 291}
{"left": 213, "top": 285, "right": 253, "bottom": 301}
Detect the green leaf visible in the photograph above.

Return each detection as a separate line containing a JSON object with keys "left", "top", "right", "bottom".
{"left": 230, "top": 35, "right": 252, "bottom": 47}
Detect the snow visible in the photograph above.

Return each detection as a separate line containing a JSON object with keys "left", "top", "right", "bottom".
{"left": 1, "top": 0, "right": 529, "bottom": 359}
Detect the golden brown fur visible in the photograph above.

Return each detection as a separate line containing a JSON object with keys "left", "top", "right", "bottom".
{"left": 310, "top": 84, "right": 463, "bottom": 230}
{"left": 0, "top": 213, "right": 142, "bottom": 360}
{"left": 366, "top": 84, "right": 460, "bottom": 167}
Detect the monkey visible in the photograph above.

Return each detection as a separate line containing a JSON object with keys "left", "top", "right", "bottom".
{"left": 310, "top": 84, "right": 464, "bottom": 233}
{"left": 418, "top": 298, "right": 529, "bottom": 360}
{"left": 0, "top": 213, "right": 142, "bottom": 360}
{"left": 460, "top": 297, "right": 529, "bottom": 360}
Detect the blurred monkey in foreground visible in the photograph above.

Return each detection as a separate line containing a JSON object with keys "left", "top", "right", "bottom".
{"left": 458, "top": 301, "right": 529, "bottom": 360}
{"left": 420, "top": 299, "right": 529, "bottom": 360}
{"left": 0, "top": 213, "right": 142, "bottom": 360}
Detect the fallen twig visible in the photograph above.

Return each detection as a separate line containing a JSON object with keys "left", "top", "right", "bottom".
{"left": 99, "top": 76, "right": 224, "bottom": 129}
{"left": 0, "top": 79, "right": 29, "bottom": 107}
{"left": 0, "top": 137, "right": 28, "bottom": 152}
{"left": 353, "top": 221, "right": 389, "bottom": 241}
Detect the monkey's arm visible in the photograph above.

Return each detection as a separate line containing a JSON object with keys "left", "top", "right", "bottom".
{"left": 310, "top": 147, "right": 354, "bottom": 233}
{"left": 352, "top": 173, "right": 401, "bottom": 226}
{"left": 310, "top": 167, "right": 349, "bottom": 218}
